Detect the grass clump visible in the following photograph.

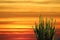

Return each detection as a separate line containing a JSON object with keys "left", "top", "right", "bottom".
{"left": 33, "top": 16, "right": 56, "bottom": 40}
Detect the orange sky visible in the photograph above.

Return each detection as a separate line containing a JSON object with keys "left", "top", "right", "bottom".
{"left": 0, "top": 0, "right": 60, "bottom": 29}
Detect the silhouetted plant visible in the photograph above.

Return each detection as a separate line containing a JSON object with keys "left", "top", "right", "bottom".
{"left": 33, "top": 16, "right": 56, "bottom": 40}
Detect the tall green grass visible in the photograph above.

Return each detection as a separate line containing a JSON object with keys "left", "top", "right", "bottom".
{"left": 33, "top": 16, "right": 56, "bottom": 40}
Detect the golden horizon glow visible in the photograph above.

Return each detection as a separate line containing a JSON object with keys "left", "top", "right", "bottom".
{"left": 0, "top": 17, "right": 60, "bottom": 29}
{"left": 0, "top": 24, "right": 34, "bottom": 28}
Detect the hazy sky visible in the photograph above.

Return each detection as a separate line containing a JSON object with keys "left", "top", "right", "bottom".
{"left": 0, "top": 0, "right": 60, "bottom": 12}
{"left": 0, "top": 0, "right": 60, "bottom": 17}
{"left": 0, "top": 0, "right": 60, "bottom": 28}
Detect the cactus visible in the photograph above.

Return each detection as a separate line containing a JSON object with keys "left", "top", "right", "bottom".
{"left": 33, "top": 16, "right": 56, "bottom": 40}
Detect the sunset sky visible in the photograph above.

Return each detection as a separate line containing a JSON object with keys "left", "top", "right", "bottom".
{"left": 0, "top": 0, "right": 60, "bottom": 40}
{"left": 0, "top": 0, "right": 60, "bottom": 29}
